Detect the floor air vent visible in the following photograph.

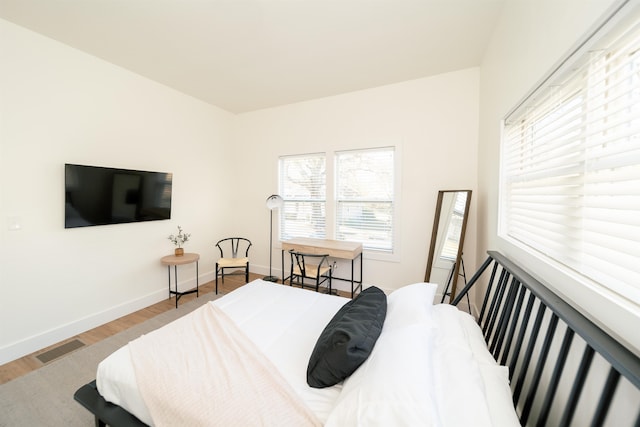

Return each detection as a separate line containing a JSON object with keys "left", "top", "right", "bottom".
{"left": 36, "top": 339, "right": 85, "bottom": 364}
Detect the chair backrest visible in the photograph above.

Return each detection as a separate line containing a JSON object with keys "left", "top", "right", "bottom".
{"left": 216, "top": 237, "right": 252, "bottom": 259}
{"left": 289, "top": 250, "right": 330, "bottom": 278}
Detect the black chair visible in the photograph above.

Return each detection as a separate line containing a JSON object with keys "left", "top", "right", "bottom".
{"left": 289, "top": 250, "right": 332, "bottom": 293}
{"left": 215, "top": 237, "right": 252, "bottom": 293}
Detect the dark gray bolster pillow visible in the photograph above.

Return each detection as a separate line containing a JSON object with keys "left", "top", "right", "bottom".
{"left": 307, "top": 286, "right": 387, "bottom": 388}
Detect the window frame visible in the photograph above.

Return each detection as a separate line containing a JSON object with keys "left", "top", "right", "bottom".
{"left": 278, "top": 153, "right": 327, "bottom": 241}
{"left": 278, "top": 146, "right": 399, "bottom": 257}
{"left": 334, "top": 147, "right": 395, "bottom": 253}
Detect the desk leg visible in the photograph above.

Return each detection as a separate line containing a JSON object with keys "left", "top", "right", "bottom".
{"left": 351, "top": 259, "right": 355, "bottom": 298}
{"left": 350, "top": 253, "right": 363, "bottom": 298}
{"left": 281, "top": 249, "right": 284, "bottom": 284}
{"left": 359, "top": 253, "right": 363, "bottom": 293}
{"left": 196, "top": 261, "right": 199, "bottom": 297}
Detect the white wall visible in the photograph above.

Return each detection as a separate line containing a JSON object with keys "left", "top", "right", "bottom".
{"left": 477, "top": 0, "right": 639, "bottom": 356}
{"left": 0, "top": 18, "right": 480, "bottom": 364}
{"left": 0, "top": 19, "right": 236, "bottom": 364}
{"left": 234, "top": 69, "right": 480, "bottom": 295}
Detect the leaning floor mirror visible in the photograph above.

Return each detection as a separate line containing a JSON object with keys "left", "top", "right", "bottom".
{"left": 424, "top": 190, "right": 472, "bottom": 302}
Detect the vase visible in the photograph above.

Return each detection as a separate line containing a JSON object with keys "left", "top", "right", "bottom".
{"left": 174, "top": 248, "right": 184, "bottom": 256}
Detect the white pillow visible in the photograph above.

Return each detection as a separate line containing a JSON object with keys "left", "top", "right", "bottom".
{"left": 383, "top": 282, "right": 437, "bottom": 330}
{"left": 326, "top": 302, "right": 519, "bottom": 427}
{"left": 325, "top": 283, "right": 438, "bottom": 425}
{"left": 457, "top": 309, "right": 500, "bottom": 365}
{"left": 456, "top": 309, "right": 521, "bottom": 426}
{"left": 478, "top": 364, "right": 521, "bottom": 426}
{"left": 324, "top": 322, "right": 435, "bottom": 426}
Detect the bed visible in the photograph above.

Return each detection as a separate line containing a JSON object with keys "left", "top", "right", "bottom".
{"left": 74, "top": 251, "right": 640, "bottom": 426}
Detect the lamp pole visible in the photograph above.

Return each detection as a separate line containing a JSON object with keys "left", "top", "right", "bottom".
{"left": 264, "top": 194, "right": 283, "bottom": 282}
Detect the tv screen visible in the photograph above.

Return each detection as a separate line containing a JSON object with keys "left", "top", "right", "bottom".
{"left": 65, "top": 163, "right": 172, "bottom": 229}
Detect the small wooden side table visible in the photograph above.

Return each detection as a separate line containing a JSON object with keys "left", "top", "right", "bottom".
{"left": 160, "top": 253, "right": 200, "bottom": 308}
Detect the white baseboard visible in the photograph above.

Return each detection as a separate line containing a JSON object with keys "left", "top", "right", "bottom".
{"left": 0, "top": 269, "right": 215, "bottom": 365}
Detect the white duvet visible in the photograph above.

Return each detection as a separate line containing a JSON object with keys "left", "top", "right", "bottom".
{"left": 97, "top": 280, "right": 519, "bottom": 426}
{"left": 97, "top": 280, "right": 348, "bottom": 425}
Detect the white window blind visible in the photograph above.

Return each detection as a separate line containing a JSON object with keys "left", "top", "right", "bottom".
{"left": 501, "top": 16, "right": 640, "bottom": 300}
{"left": 279, "top": 154, "right": 326, "bottom": 240}
{"left": 336, "top": 148, "right": 394, "bottom": 251}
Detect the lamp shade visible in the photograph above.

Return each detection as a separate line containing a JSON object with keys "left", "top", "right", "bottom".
{"left": 266, "top": 194, "right": 284, "bottom": 210}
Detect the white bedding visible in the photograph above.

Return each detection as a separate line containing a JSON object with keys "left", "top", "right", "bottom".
{"left": 324, "top": 283, "right": 519, "bottom": 427}
{"left": 97, "top": 280, "right": 349, "bottom": 425}
{"left": 129, "top": 303, "right": 322, "bottom": 426}
{"left": 97, "top": 280, "right": 519, "bottom": 426}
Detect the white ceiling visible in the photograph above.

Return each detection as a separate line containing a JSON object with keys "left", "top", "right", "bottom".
{"left": 0, "top": 0, "right": 506, "bottom": 113}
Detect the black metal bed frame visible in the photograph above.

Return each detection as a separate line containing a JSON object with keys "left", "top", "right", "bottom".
{"left": 74, "top": 250, "right": 640, "bottom": 426}
{"left": 453, "top": 251, "right": 640, "bottom": 427}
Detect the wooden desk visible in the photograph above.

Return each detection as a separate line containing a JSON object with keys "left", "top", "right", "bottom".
{"left": 161, "top": 253, "right": 199, "bottom": 308}
{"left": 281, "top": 238, "right": 363, "bottom": 298}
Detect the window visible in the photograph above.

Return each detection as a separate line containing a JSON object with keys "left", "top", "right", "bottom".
{"left": 335, "top": 148, "right": 395, "bottom": 251}
{"left": 279, "top": 147, "right": 396, "bottom": 252}
{"left": 500, "top": 14, "right": 640, "bottom": 301}
{"left": 279, "top": 153, "right": 326, "bottom": 240}
{"left": 439, "top": 191, "right": 468, "bottom": 261}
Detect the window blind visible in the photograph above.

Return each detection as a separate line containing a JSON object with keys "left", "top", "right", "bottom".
{"left": 501, "top": 16, "right": 640, "bottom": 301}
{"left": 335, "top": 147, "right": 394, "bottom": 251}
{"left": 279, "top": 154, "right": 326, "bottom": 240}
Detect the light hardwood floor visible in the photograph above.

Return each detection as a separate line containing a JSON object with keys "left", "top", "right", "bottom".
{"left": 0, "top": 273, "right": 347, "bottom": 385}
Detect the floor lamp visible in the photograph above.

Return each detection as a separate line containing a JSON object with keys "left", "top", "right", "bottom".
{"left": 264, "top": 194, "right": 283, "bottom": 282}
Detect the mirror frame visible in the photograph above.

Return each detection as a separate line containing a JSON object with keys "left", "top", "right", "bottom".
{"left": 424, "top": 190, "right": 472, "bottom": 301}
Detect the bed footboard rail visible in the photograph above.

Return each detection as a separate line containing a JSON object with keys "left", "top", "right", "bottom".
{"left": 74, "top": 380, "right": 148, "bottom": 427}
{"left": 452, "top": 250, "right": 640, "bottom": 427}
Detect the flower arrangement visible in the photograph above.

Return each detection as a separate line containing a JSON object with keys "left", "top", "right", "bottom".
{"left": 168, "top": 225, "right": 191, "bottom": 248}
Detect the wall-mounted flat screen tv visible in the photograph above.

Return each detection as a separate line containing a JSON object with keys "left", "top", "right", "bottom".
{"left": 65, "top": 163, "right": 172, "bottom": 229}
